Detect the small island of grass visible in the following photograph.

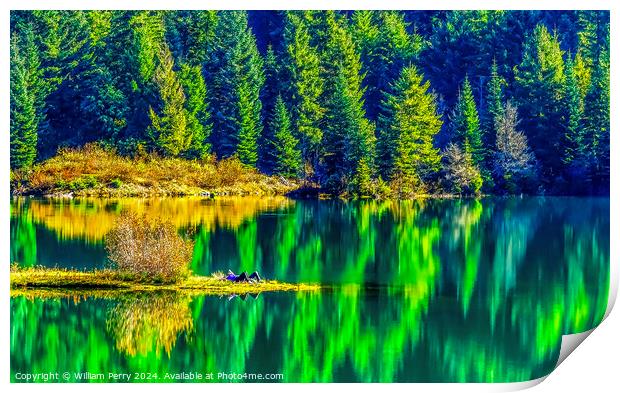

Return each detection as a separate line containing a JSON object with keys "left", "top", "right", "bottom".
{"left": 10, "top": 266, "right": 320, "bottom": 297}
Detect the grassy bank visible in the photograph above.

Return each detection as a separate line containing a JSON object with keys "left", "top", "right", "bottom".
{"left": 10, "top": 144, "right": 304, "bottom": 197}
{"left": 10, "top": 267, "right": 320, "bottom": 296}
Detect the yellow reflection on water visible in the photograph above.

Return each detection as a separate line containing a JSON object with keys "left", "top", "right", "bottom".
{"left": 13, "top": 197, "right": 293, "bottom": 243}
{"left": 105, "top": 292, "right": 194, "bottom": 357}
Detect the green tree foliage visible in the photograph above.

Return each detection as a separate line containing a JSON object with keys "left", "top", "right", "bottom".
{"left": 562, "top": 54, "right": 584, "bottom": 166}
{"left": 485, "top": 60, "right": 505, "bottom": 143}
{"left": 9, "top": 10, "right": 610, "bottom": 196}
{"left": 22, "top": 11, "right": 91, "bottom": 93}
{"left": 514, "top": 24, "right": 565, "bottom": 185}
{"left": 283, "top": 12, "right": 325, "bottom": 166}
{"left": 421, "top": 11, "right": 510, "bottom": 107}
{"left": 147, "top": 46, "right": 190, "bottom": 157}
{"left": 583, "top": 50, "right": 610, "bottom": 191}
{"left": 10, "top": 11, "right": 94, "bottom": 154}
{"left": 378, "top": 66, "right": 442, "bottom": 196}
{"left": 209, "top": 11, "right": 264, "bottom": 166}
{"left": 269, "top": 96, "right": 302, "bottom": 178}
{"left": 321, "top": 13, "right": 376, "bottom": 195}
{"left": 452, "top": 77, "right": 485, "bottom": 168}
{"left": 258, "top": 45, "right": 282, "bottom": 172}
{"left": 10, "top": 32, "right": 40, "bottom": 169}
{"left": 178, "top": 63, "right": 212, "bottom": 158}
{"left": 351, "top": 10, "right": 423, "bottom": 120}
{"left": 165, "top": 11, "right": 218, "bottom": 66}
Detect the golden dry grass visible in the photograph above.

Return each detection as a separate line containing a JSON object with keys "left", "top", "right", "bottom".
{"left": 11, "top": 144, "right": 302, "bottom": 197}
{"left": 10, "top": 266, "right": 321, "bottom": 296}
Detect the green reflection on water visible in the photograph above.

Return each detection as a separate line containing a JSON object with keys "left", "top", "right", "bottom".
{"left": 10, "top": 196, "right": 609, "bottom": 382}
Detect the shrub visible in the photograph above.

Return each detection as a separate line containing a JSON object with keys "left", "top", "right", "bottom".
{"left": 442, "top": 143, "right": 483, "bottom": 195}
{"left": 69, "top": 174, "right": 99, "bottom": 191}
{"left": 105, "top": 212, "right": 194, "bottom": 283}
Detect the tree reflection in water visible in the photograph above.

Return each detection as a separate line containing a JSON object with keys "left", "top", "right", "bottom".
{"left": 10, "top": 197, "right": 610, "bottom": 382}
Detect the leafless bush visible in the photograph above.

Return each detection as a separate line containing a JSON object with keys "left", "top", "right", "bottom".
{"left": 494, "top": 102, "right": 535, "bottom": 177}
{"left": 442, "top": 143, "right": 483, "bottom": 195}
{"left": 105, "top": 212, "right": 193, "bottom": 283}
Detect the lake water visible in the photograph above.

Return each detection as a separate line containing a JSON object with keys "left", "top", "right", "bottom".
{"left": 10, "top": 196, "right": 609, "bottom": 382}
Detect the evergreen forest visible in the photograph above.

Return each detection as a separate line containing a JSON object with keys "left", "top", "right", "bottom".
{"left": 10, "top": 10, "right": 610, "bottom": 196}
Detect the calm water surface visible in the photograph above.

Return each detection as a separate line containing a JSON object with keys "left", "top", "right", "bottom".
{"left": 10, "top": 197, "right": 609, "bottom": 382}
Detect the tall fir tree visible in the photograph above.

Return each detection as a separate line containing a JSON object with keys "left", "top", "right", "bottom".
{"left": 484, "top": 60, "right": 505, "bottom": 145}
{"left": 10, "top": 32, "right": 41, "bottom": 169}
{"left": 147, "top": 46, "right": 190, "bottom": 157}
{"left": 104, "top": 10, "right": 169, "bottom": 142}
{"left": 378, "top": 65, "right": 442, "bottom": 196}
{"left": 165, "top": 10, "right": 217, "bottom": 66}
{"left": 562, "top": 54, "right": 585, "bottom": 166}
{"left": 321, "top": 13, "right": 377, "bottom": 195}
{"left": 514, "top": 24, "right": 565, "bottom": 186}
{"left": 572, "top": 52, "right": 590, "bottom": 106}
{"left": 11, "top": 11, "right": 94, "bottom": 156}
{"left": 79, "top": 11, "right": 128, "bottom": 145}
{"left": 351, "top": 10, "right": 423, "bottom": 120}
{"left": 283, "top": 12, "right": 325, "bottom": 170}
{"left": 258, "top": 45, "right": 282, "bottom": 172}
{"left": 583, "top": 50, "right": 610, "bottom": 192}
{"left": 452, "top": 76, "right": 485, "bottom": 170}
{"left": 269, "top": 95, "right": 302, "bottom": 178}
{"left": 178, "top": 63, "right": 211, "bottom": 158}
{"left": 208, "top": 11, "right": 264, "bottom": 166}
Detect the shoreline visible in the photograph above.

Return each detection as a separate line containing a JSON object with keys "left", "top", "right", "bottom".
{"left": 10, "top": 268, "right": 320, "bottom": 296}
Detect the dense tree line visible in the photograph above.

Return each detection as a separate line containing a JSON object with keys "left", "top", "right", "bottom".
{"left": 10, "top": 10, "right": 610, "bottom": 196}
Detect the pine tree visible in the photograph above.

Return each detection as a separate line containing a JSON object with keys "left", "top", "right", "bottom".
{"left": 105, "top": 11, "right": 168, "bottom": 140}
{"left": 283, "top": 12, "right": 325, "bottom": 167}
{"left": 165, "top": 10, "right": 217, "bottom": 66}
{"left": 130, "top": 11, "right": 166, "bottom": 86}
{"left": 583, "top": 50, "right": 610, "bottom": 191}
{"left": 259, "top": 45, "right": 282, "bottom": 172}
{"left": 85, "top": 10, "right": 113, "bottom": 48}
{"left": 485, "top": 60, "right": 505, "bottom": 143}
{"left": 12, "top": 11, "right": 93, "bottom": 155}
{"left": 208, "top": 11, "right": 264, "bottom": 166}
{"left": 27, "top": 11, "right": 91, "bottom": 93}
{"left": 351, "top": 10, "right": 423, "bottom": 120}
{"left": 80, "top": 67, "right": 128, "bottom": 143}
{"left": 236, "top": 79, "right": 262, "bottom": 167}
{"left": 10, "top": 32, "right": 40, "bottom": 169}
{"left": 562, "top": 54, "right": 585, "bottom": 166}
{"left": 321, "top": 13, "right": 376, "bottom": 195}
{"left": 514, "top": 24, "right": 565, "bottom": 186}
{"left": 378, "top": 65, "right": 442, "bottom": 195}
{"left": 420, "top": 11, "right": 509, "bottom": 109}
{"left": 147, "top": 46, "right": 190, "bottom": 157}
{"left": 452, "top": 76, "right": 485, "bottom": 168}
{"left": 79, "top": 12, "right": 128, "bottom": 144}
{"left": 269, "top": 95, "right": 302, "bottom": 178}
{"left": 573, "top": 52, "right": 591, "bottom": 105}
{"left": 178, "top": 63, "right": 211, "bottom": 158}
